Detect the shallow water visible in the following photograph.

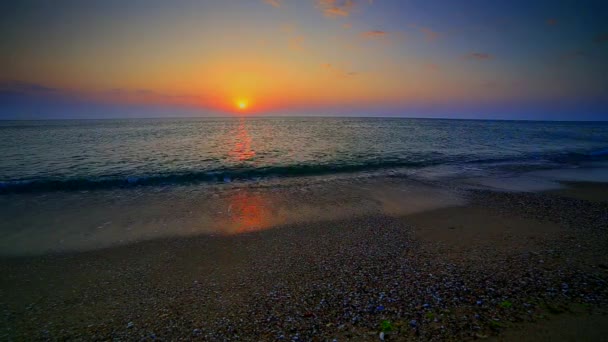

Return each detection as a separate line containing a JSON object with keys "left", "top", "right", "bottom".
{"left": 0, "top": 177, "right": 463, "bottom": 255}
{"left": 459, "top": 164, "right": 608, "bottom": 192}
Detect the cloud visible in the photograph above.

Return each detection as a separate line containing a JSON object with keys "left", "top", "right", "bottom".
{"left": 418, "top": 27, "right": 441, "bottom": 42}
{"left": 0, "top": 81, "right": 59, "bottom": 94}
{"left": 289, "top": 35, "right": 305, "bottom": 51}
{"left": 360, "top": 30, "right": 387, "bottom": 39}
{"left": 108, "top": 88, "right": 204, "bottom": 103}
{"left": 546, "top": 18, "right": 558, "bottom": 26}
{"left": 321, "top": 63, "right": 358, "bottom": 78}
{"left": 263, "top": 0, "right": 282, "bottom": 8}
{"left": 408, "top": 24, "right": 442, "bottom": 42}
{"left": 317, "top": 0, "right": 367, "bottom": 18}
{"left": 594, "top": 33, "right": 608, "bottom": 43}
{"left": 0, "top": 81, "right": 210, "bottom": 108}
{"left": 342, "top": 23, "right": 352, "bottom": 29}
{"left": 465, "top": 52, "right": 494, "bottom": 61}
{"left": 559, "top": 50, "right": 587, "bottom": 62}
{"left": 280, "top": 23, "right": 306, "bottom": 51}
{"left": 0, "top": 81, "right": 65, "bottom": 105}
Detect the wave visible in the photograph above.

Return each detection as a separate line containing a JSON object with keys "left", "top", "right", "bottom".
{"left": 0, "top": 160, "right": 439, "bottom": 193}
{"left": 1, "top": 149, "right": 606, "bottom": 194}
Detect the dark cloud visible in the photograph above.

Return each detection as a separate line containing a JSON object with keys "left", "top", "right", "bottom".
{"left": 594, "top": 33, "right": 608, "bottom": 43}
{"left": 0, "top": 81, "right": 59, "bottom": 94}
{"left": 559, "top": 50, "right": 587, "bottom": 61}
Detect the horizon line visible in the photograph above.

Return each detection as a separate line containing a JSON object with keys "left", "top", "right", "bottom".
{"left": 1, "top": 115, "right": 608, "bottom": 123}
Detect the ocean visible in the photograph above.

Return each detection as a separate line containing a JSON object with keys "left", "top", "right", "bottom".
{"left": 1, "top": 117, "right": 608, "bottom": 255}
{"left": 1, "top": 117, "right": 607, "bottom": 193}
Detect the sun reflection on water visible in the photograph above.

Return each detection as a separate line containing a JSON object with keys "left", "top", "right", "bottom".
{"left": 226, "top": 191, "right": 270, "bottom": 234}
{"left": 229, "top": 119, "right": 256, "bottom": 161}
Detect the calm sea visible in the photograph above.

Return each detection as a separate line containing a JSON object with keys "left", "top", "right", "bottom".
{"left": 1, "top": 117, "right": 607, "bottom": 193}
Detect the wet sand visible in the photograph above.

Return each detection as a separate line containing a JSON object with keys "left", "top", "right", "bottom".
{"left": 1, "top": 180, "right": 607, "bottom": 340}
{"left": 0, "top": 177, "right": 463, "bottom": 256}
{"left": 547, "top": 181, "right": 608, "bottom": 203}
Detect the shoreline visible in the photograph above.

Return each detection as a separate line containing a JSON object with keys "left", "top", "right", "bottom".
{"left": 1, "top": 180, "right": 607, "bottom": 340}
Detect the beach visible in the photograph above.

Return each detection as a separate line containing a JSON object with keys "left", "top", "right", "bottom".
{"left": 3, "top": 0, "right": 608, "bottom": 338}
{"left": 1, "top": 176, "right": 607, "bottom": 341}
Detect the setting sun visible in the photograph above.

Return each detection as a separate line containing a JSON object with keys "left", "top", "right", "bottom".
{"left": 236, "top": 99, "right": 249, "bottom": 110}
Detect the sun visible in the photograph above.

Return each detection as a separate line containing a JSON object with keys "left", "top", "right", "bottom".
{"left": 235, "top": 99, "right": 249, "bottom": 110}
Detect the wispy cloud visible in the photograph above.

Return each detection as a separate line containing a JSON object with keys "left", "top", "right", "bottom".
{"left": 280, "top": 23, "right": 306, "bottom": 52}
{"left": 418, "top": 27, "right": 441, "bottom": 42}
{"left": 316, "top": 0, "right": 372, "bottom": 18}
{"left": 317, "top": 0, "right": 355, "bottom": 17}
{"left": 594, "top": 33, "right": 608, "bottom": 43}
{"left": 289, "top": 36, "right": 305, "bottom": 51}
{"left": 409, "top": 24, "right": 442, "bottom": 42}
{"left": 263, "top": 0, "right": 282, "bottom": 8}
{"left": 360, "top": 30, "right": 387, "bottom": 39}
{"left": 321, "top": 63, "right": 358, "bottom": 78}
{"left": 465, "top": 52, "right": 494, "bottom": 61}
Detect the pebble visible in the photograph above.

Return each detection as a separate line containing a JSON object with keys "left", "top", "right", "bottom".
{"left": 6, "top": 187, "right": 608, "bottom": 341}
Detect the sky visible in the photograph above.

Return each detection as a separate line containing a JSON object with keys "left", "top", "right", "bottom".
{"left": 1, "top": 0, "right": 607, "bottom": 120}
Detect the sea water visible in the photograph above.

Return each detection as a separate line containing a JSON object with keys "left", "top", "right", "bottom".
{"left": 1, "top": 117, "right": 607, "bottom": 192}
{"left": 1, "top": 117, "right": 607, "bottom": 255}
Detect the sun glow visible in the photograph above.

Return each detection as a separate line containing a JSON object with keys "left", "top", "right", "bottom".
{"left": 235, "top": 99, "right": 249, "bottom": 110}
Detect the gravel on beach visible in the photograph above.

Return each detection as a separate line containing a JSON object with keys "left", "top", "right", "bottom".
{"left": 1, "top": 187, "right": 607, "bottom": 341}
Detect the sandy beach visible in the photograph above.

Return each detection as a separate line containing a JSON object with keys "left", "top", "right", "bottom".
{"left": 1, "top": 178, "right": 607, "bottom": 341}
